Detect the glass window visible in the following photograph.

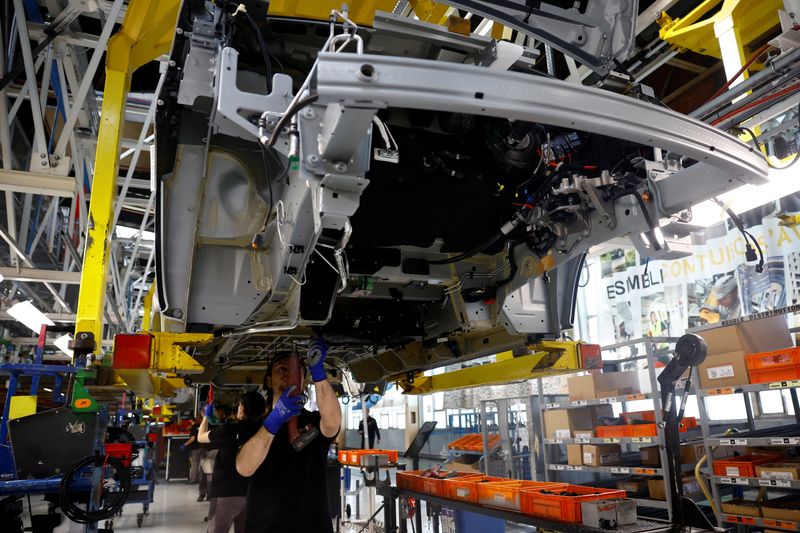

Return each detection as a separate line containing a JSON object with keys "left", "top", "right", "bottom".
{"left": 759, "top": 390, "right": 785, "bottom": 414}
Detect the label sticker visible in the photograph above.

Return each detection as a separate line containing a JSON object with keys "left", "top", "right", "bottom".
{"left": 769, "top": 379, "right": 800, "bottom": 390}
{"left": 610, "top": 467, "right": 630, "bottom": 474}
{"left": 554, "top": 430, "right": 571, "bottom": 438}
{"left": 770, "top": 437, "right": 800, "bottom": 445}
{"left": 545, "top": 403, "right": 560, "bottom": 409}
{"left": 576, "top": 438, "right": 592, "bottom": 444}
{"left": 759, "top": 478, "right": 792, "bottom": 487}
{"left": 725, "top": 466, "right": 741, "bottom": 477}
{"left": 720, "top": 438, "right": 748, "bottom": 446}
{"left": 707, "top": 365, "right": 735, "bottom": 379}
{"left": 571, "top": 400, "right": 588, "bottom": 406}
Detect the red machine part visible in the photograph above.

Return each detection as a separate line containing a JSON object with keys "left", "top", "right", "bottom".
{"left": 112, "top": 334, "right": 152, "bottom": 369}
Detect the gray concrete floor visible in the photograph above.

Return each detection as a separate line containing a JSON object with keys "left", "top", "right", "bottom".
{"left": 15, "top": 471, "right": 534, "bottom": 532}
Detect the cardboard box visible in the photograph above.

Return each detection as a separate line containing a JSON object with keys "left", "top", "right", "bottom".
{"left": 681, "top": 444, "right": 705, "bottom": 465}
{"left": 697, "top": 316, "right": 792, "bottom": 389}
{"left": 543, "top": 405, "right": 613, "bottom": 438}
{"left": 616, "top": 478, "right": 649, "bottom": 494}
{"left": 762, "top": 498, "right": 800, "bottom": 522}
{"left": 647, "top": 479, "right": 666, "bottom": 501}
{"left": 756, "top": 463, "right": 800, "bottom": 481}
{"left": 447, "top": 456, "right": 480, "bottom": 472}
{"left": 640, "top": 446, "right": 661, "bottom": 466}
{"left": 648, "top": 476, "right": 701, "bottom": 501}
{"left": 568, "top": 371, "right": 640, "bottom": 401}
{"left": 583, "top": 444, "right": 622, "bottom": 466}
{"left": 721, "top": 499, "right": 763, "bottom": 517}
{"left": 641, "top": 442, "right": 705, "bottom": 467}
{"left": 567, "top": 444, "right": 583, "bottom": 466}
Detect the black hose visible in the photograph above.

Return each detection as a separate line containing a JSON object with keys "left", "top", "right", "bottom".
{"left": 59, "top": 455, "right": 131, "bottom": 524}
{"left": 265, "top": 93, "right": 320, "bottom": 148}
{"left": 425, "top": 232, "right": 503, "bottom": 265}
{"left": 461, "top": 240, "right": 521, "bottom": 303}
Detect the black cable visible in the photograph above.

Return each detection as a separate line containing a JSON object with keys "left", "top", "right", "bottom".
{"left": 736, "top": 107, "right": 800, "bottom": 169}
{"left": 253, "top": 142, "right": 276, "bottom": 247}
{"left": 265, "top": 93, "right": 320, "bottom": 148}
{"left": 236, "top": 8, "right": 273, "bottom": 92}
{"left": 425, "top": 231, "right": 503, "bottom": 265}
{"left": 356, "top": 504, "right": 385, "bottom": 533}
{"left": 461, "top": 240, "right": 522, "bottom": 303}
{"left": 578, "top": 258, "right": 590, "bottom": 288}
{"left": 744, "top": 229, "right": 765, "bottom": 272}
{"left": 60, "top": 455, "right": 131, "bottom": 524}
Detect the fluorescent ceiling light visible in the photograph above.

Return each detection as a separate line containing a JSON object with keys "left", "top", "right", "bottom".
{"left": 54, "top": 334, "right": 74, "bottom": 359}
{"left": 691, "top": 165, "right": 800, "bottom": 227}
{"left": 43, "top": 387, "right": 53, "bottom": 392}
{"left": 115, "top": 225, "right": 155, "bottom": 241}
{"left": 7, "top": 301, "right": 54, "bottom": 334}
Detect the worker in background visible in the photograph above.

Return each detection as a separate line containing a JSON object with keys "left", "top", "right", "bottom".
{"left": 236, "top": 342, "right": 341, "bottom": 533}
{"left": 182, "top": 414, "right": 204, "bottom": 486}
{"left": 198, "top": 392, "right": 266, "bottom": 533}
{"left": 358, "top": 408, "right": 381, "bottom": 449}
{"left": 198, "top": 404, "right": 226, "bottom": 502}
{"left": 712, "top": 274, "right": 741, "bottom": 321}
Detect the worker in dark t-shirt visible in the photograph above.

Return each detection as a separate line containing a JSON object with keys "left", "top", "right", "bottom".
{"left": 358, "top": 408, "right": 381, "bottom": 448}
{"left": 198, "top": 391, "right": 265, "bottom": 533}
{"left": 236, "top": 341, "right": 341, "bottom": 533}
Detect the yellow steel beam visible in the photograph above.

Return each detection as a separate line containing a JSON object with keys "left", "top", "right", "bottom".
{"left": 657, "top": 0, "right": 781, "bottom": 58}
{"left": 396, "top": 341, "right": 591, "bottom": 394}
{"left": 141, "top": 284, "right": 155, "bottom": 332}
{"left": 408, "top": 0, "right": 452, "bottom": 24}
{"left": 268, "top": 0, "right": 399, "bottom": 26}
{"left": 149, "top": 332, "right": 211, "bottom": 373}
{"left": 74, "top": 0, "right": 180, "bottom": 351}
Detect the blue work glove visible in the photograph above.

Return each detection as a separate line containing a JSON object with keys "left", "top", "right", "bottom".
{"left": 180, "top": 444, "right": 186, "bottom": 451}
{"left": 204, "top": 403, "right": 214, "bottom": 418}
{"left": 308, "top": 338, "right": 328, "bottom": 383}
{"left": 264, "top": 386, "right": 304, "bottom": 435}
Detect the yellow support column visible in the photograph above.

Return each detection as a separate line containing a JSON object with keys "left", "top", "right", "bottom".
{"left": 73, "top": 0, "right": 180, "bottom": 355}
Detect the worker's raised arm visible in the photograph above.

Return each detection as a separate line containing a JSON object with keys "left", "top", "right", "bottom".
{"left": 314, "top": 379, "right": 341, "bottom": 438}
{"left": 236, "top": 386, "right": 304, "bottom": 477}
{"left": 307, "top": 339, "right": 341, "bottom": 438}
{"left": 197, "top": 403, "right": 214, "bottom": 444}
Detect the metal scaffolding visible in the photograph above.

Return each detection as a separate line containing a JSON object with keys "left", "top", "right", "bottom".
{"left": 0, "top": 0, "right": 167, "bottom": 356}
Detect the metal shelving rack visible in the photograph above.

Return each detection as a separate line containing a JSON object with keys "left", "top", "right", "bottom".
{"left": 696, "top": 376, "right": 800, "bottom": 532}
{"left": 535, "top": 336, "right": 700, "bottom": 521}
{"left": 478, "top": 396, "right": 537, "bottom": 480}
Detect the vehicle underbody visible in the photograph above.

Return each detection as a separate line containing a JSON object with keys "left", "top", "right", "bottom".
{"left": 153, "top": 1, "right": 767, "bottom": 387}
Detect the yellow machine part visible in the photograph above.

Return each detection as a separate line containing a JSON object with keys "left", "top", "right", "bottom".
{"left": 396, "top": 341, "right": 587, "bottom": 394}
{"left": 657, "top": 0, "right": 782, "bottom": 58}
{"left": 74, "top": 0, "right": 180, "bottom": 349}
{"left": 268, "top": 0, "right": 399, "bottom": 26}
{"left": 113, "top": 332, "right": 212, "bottom": 396}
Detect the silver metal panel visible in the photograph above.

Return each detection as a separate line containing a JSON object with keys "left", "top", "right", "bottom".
{"left": 313, "top": 53, "right": 768, "bottom": 185}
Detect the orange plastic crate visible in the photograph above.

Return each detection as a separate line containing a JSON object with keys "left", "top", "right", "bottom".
{"left": 477, "top": 481, "right": 568, "bottom": 511}
{"left": 444, "top": 476, "right": 506, "bottom": 503}
{"left": 339, "top": 449, "right": 399, "bottom": 466}
{"left": 713, "top": 454, "right": 784, "bottom": 477}
{"left": 418, "top": 472, "right": 480, "bottom": 497}
{"left": 628, "top": 424, "right": 659, "bottom": 437}
{"left": 397, "top": 470, "right": 425, "bottom": 492}
{"left": 448, "top": 434, "right": 501, "bottom": 452}
{"left": 520, "top": 484, "right": 627, "bottom": 522}
{"left": 595, "top": 425, "right": 631, "bottom": 438}
{"left": 746, "top": 347, "right": 800, "bottom": 384}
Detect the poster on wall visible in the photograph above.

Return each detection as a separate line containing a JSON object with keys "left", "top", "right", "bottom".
{"left": 590, "top": 194, "right": 800, "bottom": 348}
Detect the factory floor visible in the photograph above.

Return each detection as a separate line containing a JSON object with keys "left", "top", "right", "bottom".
{"left": 35, "top": 472, "right": 535, "bottom": 532}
